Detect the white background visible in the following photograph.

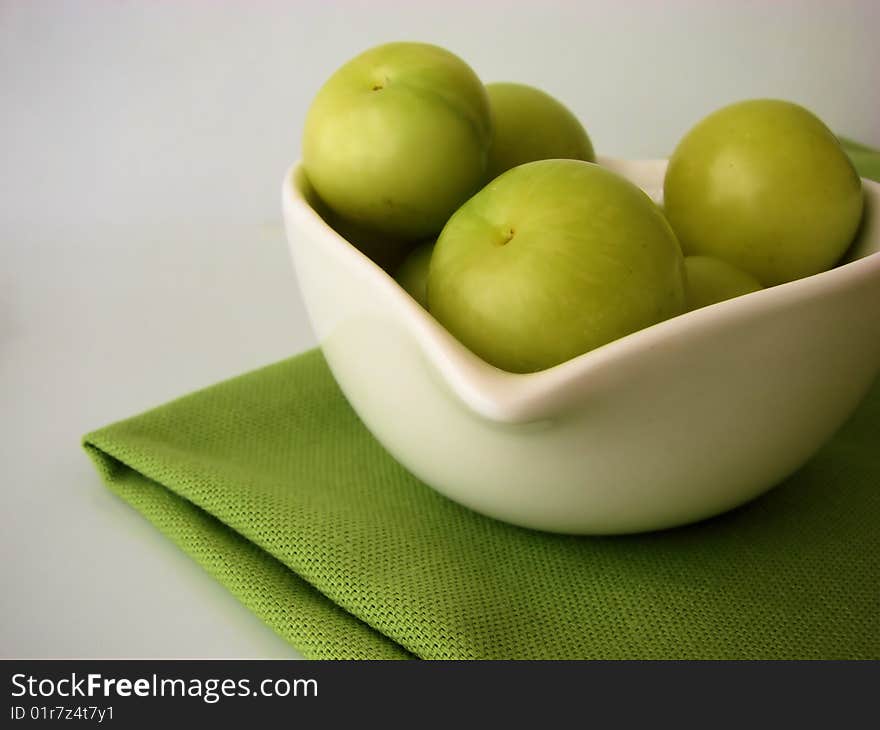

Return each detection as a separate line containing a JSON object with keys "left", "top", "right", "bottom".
{"left": 2, "top": 0, "right": 878, "bottom": 657}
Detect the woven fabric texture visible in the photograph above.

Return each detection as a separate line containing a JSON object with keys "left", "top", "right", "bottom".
{"left": 83, "top": 148, "right": 880, "bottom": 660}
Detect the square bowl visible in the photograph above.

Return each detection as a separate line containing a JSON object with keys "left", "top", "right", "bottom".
{"left": 282, "top": 158, "right": 880, "bottom": 534}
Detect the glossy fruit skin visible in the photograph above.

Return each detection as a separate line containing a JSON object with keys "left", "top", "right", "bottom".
{"left": 664, "top": 99, "right": 863, "bottom": 287}
{"left": 303, "top": 42, "right": 492, "bottom": 239}
{"left": 683, "top": 255, "right": 763, "bottom": 311}
{"left": 485, "top": 82, "right": 594, "bottom": 181}
{"left": 394, "top": 240, "right": 434, "bottom": 308}
{"left": 428, "top": 160, "right": 686, "bottom": 374}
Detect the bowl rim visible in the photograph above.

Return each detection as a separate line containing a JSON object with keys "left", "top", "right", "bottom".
{"left": 283, "top": 158, "right": 880, "bottom": 423}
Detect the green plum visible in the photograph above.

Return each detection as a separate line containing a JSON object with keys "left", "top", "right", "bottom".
{"left": 303, "top": 42, "right": 492, "bottom": 240}
{"left": 394, "top": 240, "right": 434, "bottom": 308}
{"left": 323, "top": 208, "right": 414, "bottom": 273}
{"left": 664, "top": 99, "right": 863, "bottom": 286}
{"left": 485, "top": 82, "right": 594, "bottom": 181}
{"left": 683, "top": 255, "right": 763, "bottom": 311}
{"left": 304, "top": 184, "right": 414, "bottom": 272}
{"left": 428, "top": 160, "right": 686, "bottom": 373}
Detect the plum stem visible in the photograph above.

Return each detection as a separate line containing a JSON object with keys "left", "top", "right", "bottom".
{"left": 371, "top": 74, "right": 390, "bottom": 91}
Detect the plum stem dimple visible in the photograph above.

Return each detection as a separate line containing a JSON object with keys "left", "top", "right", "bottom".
{"left": 499, "top": 227, "right": 516, "bottom": 246}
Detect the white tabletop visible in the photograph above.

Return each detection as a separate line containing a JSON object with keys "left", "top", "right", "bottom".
{"left": 2, "top": 1, "right": 878, "bottom": 658}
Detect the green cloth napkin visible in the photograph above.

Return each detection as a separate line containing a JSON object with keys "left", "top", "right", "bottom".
{"left": 83, "top": 147, "right": 880, "bottom": 660}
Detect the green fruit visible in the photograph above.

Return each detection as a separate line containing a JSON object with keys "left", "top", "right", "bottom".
{"left": 394, "top": 240, "right": 434, "bottom": 308}
{"left": 303, "top": 42, "right": 492, "bottom": 239}
{"left": 683, "top": 255, "right": 763, "bottom": 311}
{"left": 485, "top": 82, "right": 594, "bottom": 180}
{"left": 323, "top": 208, "right": 413, "bottom": 273}
{"left": 664, "top": 99, "right": 863, "bottom": 286}
{"left": 304, "top": 186, "right": 413, "bottom": 272}
{"left": 428, "top": 160, "right": 685, "bottom": 373}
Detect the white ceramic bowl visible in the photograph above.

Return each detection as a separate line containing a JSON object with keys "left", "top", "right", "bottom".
{"left": 282, "top": 158, "right": 880, "bottom": 534}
